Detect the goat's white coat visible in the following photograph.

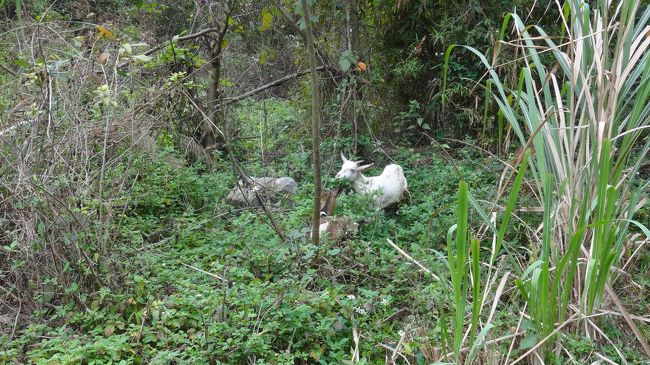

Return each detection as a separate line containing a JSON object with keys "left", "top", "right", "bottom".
{"left": 335, "top": 153, "right": 408, "bottom": 210}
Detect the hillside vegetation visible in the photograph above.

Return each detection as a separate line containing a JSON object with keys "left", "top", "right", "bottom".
{"left": 1, "top": 0, "right": 649, "bottom": 364}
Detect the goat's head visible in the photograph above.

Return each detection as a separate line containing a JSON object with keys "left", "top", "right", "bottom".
{"left": 335, "top": 152, "right": 374, "bottom": 181}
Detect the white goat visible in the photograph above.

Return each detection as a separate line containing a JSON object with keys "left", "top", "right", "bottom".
{"left": 335, "top": 152, "right": 408, "bottom": 210}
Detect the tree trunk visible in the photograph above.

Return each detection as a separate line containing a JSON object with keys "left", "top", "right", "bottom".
{"left": 201, "top": 1, "right": 235, "bottom": 150}
{"left": 346, "top": 0, "right": 362, "bottom": 155}
{"left": 204, "top": 43, "right": 222, "bottom": 149}
{"left": 301, "top": 0, "right": 322, "bottom": 249}
{"left": 348, "top": 0, "right": 360, "bottom": 58}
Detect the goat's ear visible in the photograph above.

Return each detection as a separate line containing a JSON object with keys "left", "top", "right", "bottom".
{"left": 340, "top": 152, "right": 348, "bottom": 162}
{"left": 355, "top": 163, "right": 374, "bottom": 172}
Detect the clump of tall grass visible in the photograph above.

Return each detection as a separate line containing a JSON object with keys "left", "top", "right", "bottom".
{"left": 443, "top": 0, "right": 650, "bottom": 361}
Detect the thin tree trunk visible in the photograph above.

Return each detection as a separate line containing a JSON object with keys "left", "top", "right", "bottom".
{"left": 348, "top": 0, "right": 360, "bottom": 57}
{"left": 204, "top": 44, "right": 221, "bottom": 148}
{"left": 203, "top": 2, "right": 235, "bottom": 150}
{"left": 346, "top": 0, "right": 362, "bottom": 155}
{"left": 301, "top": 0, "right": 322, "bottom": 249}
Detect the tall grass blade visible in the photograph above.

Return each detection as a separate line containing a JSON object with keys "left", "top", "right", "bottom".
{"left": 492, "top": 151, "right": 529, "bottom": 263}
{"left": 447, "top": 180, "right": 469, "bottom": 356}
{"left": 469, "top": 237, "right": 481, "bottom": 345}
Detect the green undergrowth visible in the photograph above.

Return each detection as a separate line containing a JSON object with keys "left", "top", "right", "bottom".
{"left": 0, "top": 142, "right": 493, "bottom": 364}
{"left": 2, "top": 141, "right": 646, "bottom": 364}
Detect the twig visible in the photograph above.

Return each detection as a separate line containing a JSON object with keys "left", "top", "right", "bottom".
{"left": 597, "top": 309, "right": 650, "bottom": 323}
{"left": 181, "top": 263, "right": 228, "bottom": 283}
{"left": 509, "top": 313, "right": 579, "bottom": 365}
{"left": 10, "top": 299, "right": 21, "bottom": 339}
{"left": 605, "top": 284, "right": 650, "bottom": 358}
{"left": 117, "top": 26, "right": 224, "bottom": 68}
{"left": 0, "top": 63, "right": 17, "bottom": 76}
{"left": 351, "top": 326, "right": 360, "bottom": 362}
{"left": 376, "top": 342, "right": 412, "bottom": 364}
{"left": 182, "top": 90, "right": 289, "bottom": 242}
{"left": 505, "top": 304, "right": 527, "bottom": 364}
{"left": 29, "top": 182, "right": 104, "bottom": 288}
{"left": 386, "top": 239, "right": 440, "bottom": 281}
{"left": 216, "top": 65, "right": 332, "bottom": 108}
{"left": 578, "top": 306, "right": 628, "bottom": 364}
{"left": 443, "top": 330, "right": 527, "bottom": 359}
{"left": 391, "top": 329, "right": 409, "bottom": 364}
{"left": 270, "top": 0, "right": 337, "bottom": 81}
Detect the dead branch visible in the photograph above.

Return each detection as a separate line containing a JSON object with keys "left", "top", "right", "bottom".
{"left": 217, "top": 65, "right": 332, "bottom": 107}
{"left": 117, "top": 26, "right": 224, "bottom": 68}
{"left": 0, "top": 63, "right": 17, "bottom": 76}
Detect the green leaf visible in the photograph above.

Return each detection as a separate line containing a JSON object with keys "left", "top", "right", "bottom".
{"left": 327, "top": 248, "right": 341, "bottom": 256}
{"left": 104, "top": 324, "right": 115, "bottom": 336}
{"left": 220, "top": 39, "right": 230, "bottom": 49}
{"left": 338, "top": 51, "right": 357, "bottom": 72}
{"left": 14, "top": 59, "right": 30, "bottom": 68}
{"left": 518, "top": 334, "right": 537, "bottom": 350}
{"left": 493, "top": 151, "right": 528, "bottom": 262}
{"left": 132, "top": 54, "right": 152, "bottom": 62}
{"left": 260, "top": 8, "right": 273, "bottom": 31}
{"left": 339, "top": 57, "right": 351, "bottom": 72}
{"left": 259, "top": 49, "right": 267, "bottom": 65}
{"left": 135, "top": 0, "right": 144, "bottom": 8}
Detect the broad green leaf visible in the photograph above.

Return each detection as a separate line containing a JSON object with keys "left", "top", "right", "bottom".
{"left": 260, "top": 8, "right": 273, "bottom": 31}
{"left": 518, "top": 334, "right": 537, "bottom": 350}
{"left": 338, "top": 51, "right": 357, "bottom": 72}
{"left": 339, "top": 57, "right": 351, "bottom": 72}
{"left": 259, "top": 49, "right": 267, "bottom": 65}
{"left": 14, "top": 59, "right": 30, "bottom": 68}
{"left": 132, "top": 54, "right": 152, "bottom": 62}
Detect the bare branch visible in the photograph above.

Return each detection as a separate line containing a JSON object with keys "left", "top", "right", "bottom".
{"left": 0, "top": 63, "right": 17, "bottom": 76}
{"left": 218, "top": 65, "right": 332, "bottom": 107}
{"left": 117, "top": 26, "right": 224, "bottom": 68}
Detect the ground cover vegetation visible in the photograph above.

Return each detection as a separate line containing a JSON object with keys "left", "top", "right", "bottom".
{"left": 0, "top": 0, "right": 648, "bottom": 364}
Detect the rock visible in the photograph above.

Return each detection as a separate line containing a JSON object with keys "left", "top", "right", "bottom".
{"left": 226, "top": 176, "right": 298, "bottom": 208}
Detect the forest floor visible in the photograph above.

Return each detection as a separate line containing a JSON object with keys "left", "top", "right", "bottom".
{"left": 2, "top": 108, "right": 648, "bottom": 364}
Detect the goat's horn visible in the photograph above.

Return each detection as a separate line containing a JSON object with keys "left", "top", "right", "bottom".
{"left": 340, "top": 152, "right": 348, "bottom": 162}
{"left": 356, "top": 163, "right": 374, "bottom": 172}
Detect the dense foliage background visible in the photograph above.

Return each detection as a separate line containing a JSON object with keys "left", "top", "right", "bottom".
{"left": 1, "top": 0, "right": 648, "bottom": 364}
